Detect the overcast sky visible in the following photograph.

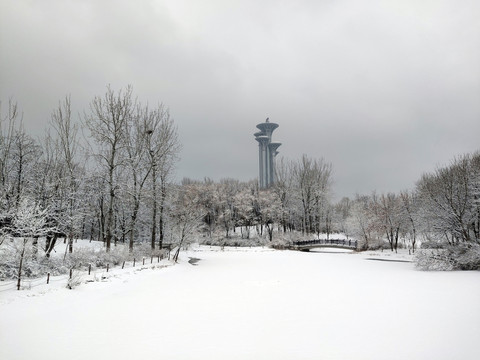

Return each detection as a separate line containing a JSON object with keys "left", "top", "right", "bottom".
{"left": 1, "top": 0, "right": 479, "bottom": 199}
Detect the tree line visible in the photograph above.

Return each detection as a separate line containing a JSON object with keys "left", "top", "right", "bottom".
{"left": 0, "top": 86, "right": 180, "bottom": 257}
{"left": 173, "top": 152, "right": 480, "bottom": 255}
{"left": 175, "top": 154, "right": 334, "bottom": 244}
{"left": 284, "top": 151, "right": 479, "bottom": 253}
{"left": 342, "top": 152, "right": 480, "bottom": 253}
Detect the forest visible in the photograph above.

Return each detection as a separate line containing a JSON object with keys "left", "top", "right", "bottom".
{"left": 1, "top": 86, "right": 480, "bottom": 284}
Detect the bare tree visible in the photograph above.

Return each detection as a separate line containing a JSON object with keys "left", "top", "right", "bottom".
{"left": 11, "top": 126, "right": 40, "bottom": 211}
{"left": 51, "top": 96, "right": 81, "bottom": 253}
{"left": 256, "top": 189, "right": 281, "bottom": 241}
{"left": 399, "top": 190, "right": 419, "bottom": 253}
{"left": 0, "top": 99, "right": 19, "bottom": 213}
{"left": 197, "top": 179, "right": 220, "bottom": 238}
{"left": 335, "top": 197, "right": 352, "bottom": 239}
{"left": 233, "top": 184, "right": 255, "bottom": 239}
{"left": 273, "top": 158, "right": 294, "bottom": 233}
{"left": 31, "top": 131, "right": 64, "bottom": 257}
{"left": 145, "top": 105, "right": 180, "bottom": 250}
{"left": 370, "top": 193, "right": 405, "bottom": 253}
{"left": 346, "top": 195, "right": 374, "bottom": 250}
{"left": 84, "top": 85, "right": 134, "bottom": 251}
{"left": 292, "top": 155, "right": 332, "bottom": 234}
{"left": 122, "top": 103, "right": 156, "bottom": 252}
{"left": 417, "top": 153, "right": 480, "bottom": 245}
{"left": 13, "top": 199, "right": 51, "bottom": 290}
{"left": 217, "top": 179, "right": 240, "bottom": 239}
{"left": 171, "top": 184, "right": 203, "bottom": 262}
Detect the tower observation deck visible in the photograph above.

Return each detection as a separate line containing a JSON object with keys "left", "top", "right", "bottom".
{"left": 254, "top": 118, "right": 281, "bottom": 188}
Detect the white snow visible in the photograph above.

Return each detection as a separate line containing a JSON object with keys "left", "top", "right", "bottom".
{"left": 1, "top": 246, "right": 479, "bottom": 360}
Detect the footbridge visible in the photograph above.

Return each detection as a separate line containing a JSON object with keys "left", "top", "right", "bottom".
{"left": 291, "top": 239, "right": 358, "bottom": 251}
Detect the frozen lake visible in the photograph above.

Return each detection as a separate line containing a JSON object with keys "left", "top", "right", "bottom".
{"left": 1, "top": 247, "right": 479, "bottom": 359}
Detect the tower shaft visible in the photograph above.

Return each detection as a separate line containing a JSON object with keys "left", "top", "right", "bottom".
{"left": 254, "top": 120, "right": 281, "bottom": 189}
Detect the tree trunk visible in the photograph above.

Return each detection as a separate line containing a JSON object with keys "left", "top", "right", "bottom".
{"left": 89, "top": 218, "right": 95, "bottom": 242}
{"left": 151, "top": 163, "right": 157, "bottom": 250}
{"left": 45, "top": 235, "right": 51, "bottom": 256}
{"left": 394, "top": 228, "right": 399, "bottom": 253}
{"left": 158, "top": 180, "right": 166, "bottom": 249}
{"left": 151, "top": 205, "right": 157, "bottom": 250}
{"left": 105, "top": 184, "right": 114, "bottom": 252}
{"left": 17, "top": 239, "right": 27, "bottom": 290}
{"left": 32, "top": 236, "right": 38, "bottom": 259}
{"left": 129, "top": 202, "right": 140, "bottom": 252}
{"left": 266, "top": 223, "right": 273, "bottom": 241}
{"left": 81, "top": 215, "right": 86, "bottom": 240}
{"left": 45, "top": 234, "right": 58, "bottom": 257}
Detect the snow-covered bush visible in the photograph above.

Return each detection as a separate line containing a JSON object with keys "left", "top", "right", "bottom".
{"left": 200, "top": 235, "right": 269, "bottom": 247}
{"left": 130, "top": 242, "right": 167, "bottom": 259}
{"left": 62, "top": 242, "right": 169, "bottom": 272}
{"left": 366, "top": 239, "right": 390, "bottom": 251}
{"left": 0, "top": 238, "right": 170, "bottom": 280}
{"left": 269, "top": 232, "right": 313, "bottom": 249}
{"left": 38, "top": 256, "right": 70, "bottom": 276}
{"left": 0, "top": 238, "right": 36, "bottom": 279}
{"left": 68, "top": 246, "right": 128, "bottom": 270}
{"left": 415, "top": 243, "right": 480, "bottom": 271}
{"left": 355, "top": 237, "right": 390, "bottom": 251}
{"left": 415, "top": 249, "right": 456, "bottom": 271}
{"left": 420, "top": 240, "right": 445, "bottom": 249}
{"left": 0, "top": 238, "right": 69, "bottom": 279}
{"left": 66, "top": 270, "right": 84, "bottom": 289}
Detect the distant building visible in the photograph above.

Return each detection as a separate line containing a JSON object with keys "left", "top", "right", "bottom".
{"left": 254, "top": 118, "right": 281, "bottom": 188}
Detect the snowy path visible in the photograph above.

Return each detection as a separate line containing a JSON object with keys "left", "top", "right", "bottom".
{"left": 1, "top": 248, "right": 479, "bottom": 360}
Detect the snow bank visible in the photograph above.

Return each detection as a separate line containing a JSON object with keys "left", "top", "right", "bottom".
{"left": 0, "top": 247, "right": 479, "bottom": 360}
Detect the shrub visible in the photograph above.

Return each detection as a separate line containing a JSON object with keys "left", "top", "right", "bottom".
{"left": 0, "top": 239, "right": 170, "bottom": 280}
{"left": 66, "top": 270, "right": 84, "bottom": 289}
{"left": 420, "top": 241, "right": 445, "bottom": 249}
{"left": 200, "top": 236, "right": 268, "bottom": 247}
{"left": 415, "top": 243, "right": 480, "bottom": 271}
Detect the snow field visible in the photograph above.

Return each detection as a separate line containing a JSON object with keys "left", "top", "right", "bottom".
{"left": 0, "top": 247, "right": 479, "bottom": 360}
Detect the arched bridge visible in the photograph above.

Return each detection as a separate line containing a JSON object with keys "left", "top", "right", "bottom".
{"left": 291, "top": 239, "right": 358, "bottom": 251}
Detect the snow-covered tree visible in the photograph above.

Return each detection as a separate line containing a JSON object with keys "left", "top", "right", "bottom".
{"left": 292, "top": 155, "right": 332, "bottom": 234}
{"left": 144, "top": 104, "right": 180, "bottom": 250}
{"left": 334, "top": 197, "right": 352, "bottom": 239}
{"left": 416, "top": 153, "right": 480, "bottom": 245}
{"left": 256, "top": 189, "right": 281, "bottom": 241}
{"left": 84, "top": 86, "right": 133, "bottom": 252}
{"left": 12, "top": 198, "right": 52, "bottom": 289}
{"left": 233, "top": 185, "right": 255, "bottom": 239}
{"left": 371, "top": 193, "right": 405, "bottom": 253}
{"left": 217, "top": 179, "right": 241, "bottom": 238}
{"left": 171, "top": 184, "right": 203, "bottom": 262}
{"left": 0, "top": 99, "right": 19, "bottom": 214}
{"left": 273, "top": 158, "right": 295, "bottom": 233}
{"left": 399, "top": 190, "right": 419, "bottom": 253}
{"left": 346, "top": 195, "right": 375, "bottom": 250}
{"left": 197, "top": 179, "right": 220, "bottom": 238}
{"left": 51, "top": 96, "right": 83, "bottom": 253}
{"left": 10, "top": 127, "right": 40, "bottom": 211}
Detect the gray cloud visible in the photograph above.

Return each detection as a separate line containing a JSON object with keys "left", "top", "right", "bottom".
{"left": 1, "top": 0, "right": 479, "bottom": 199}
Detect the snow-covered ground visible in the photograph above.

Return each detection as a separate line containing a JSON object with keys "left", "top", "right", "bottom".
{"left": 1, "top": 246, "right": 479, "bottom": 360}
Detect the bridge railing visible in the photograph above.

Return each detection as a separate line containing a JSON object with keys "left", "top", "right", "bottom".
{"left": 293, "top": 239, "right": 357, "bottom": 248}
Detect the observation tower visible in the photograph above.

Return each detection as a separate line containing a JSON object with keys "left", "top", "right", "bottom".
{"left": 254, "top": 118, "right": 281, "bottom": 188}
